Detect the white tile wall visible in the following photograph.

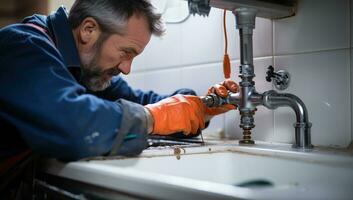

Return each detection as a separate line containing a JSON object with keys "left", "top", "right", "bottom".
{"left": 253, "top": 18, "right": 273, "bottom": 58}
{"left": 122, "top": 72, "right": 143, "bottom": 88}
{"left": 274, "top": 50, "right": 351, "bottom": 147}
{"left": 274, "top": 0, "right": 350, "bottom": 55}
{"left": 130, "top": 53, "right": 147, "bottom": 74}
{"left": 350, "top": 0, "right": 353, "bottom": 145}
{"left": 225, "top": 57, "right": 274, "bottom": 140}
{"left": 180, "top": 63, "right": 224, "bottom": 95}
{"left": 134, "top": 8, "right": 228, "bottom": 71}
{"left": 124, "top": 67, "right": 182, "bottom": 95}
{"left": 141, "top": 24, "right": 183, "bottom": 71}
{"left": 226, "top": 13, "right": 273, "bottom": 60}
{"left": 180, "top": 8, "right": 223, "bottom": 66}
{"left": 202, "top": 114, "right": 225, "bottom": 138}
{"left": 49, "top": 0, "right": 74, "bottom": 12}
{"left": 351, "top": 50, "right": 353, "bottom": 145}
{"left": 351, "top": 0, "right": 353, "bottom": 48}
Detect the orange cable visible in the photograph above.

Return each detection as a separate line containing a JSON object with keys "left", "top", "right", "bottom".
{"left": 223, "top": 9, "right": 228, "bottom": 54}
{"left": 223, "top": 9, "right": 231, "bottom": 79}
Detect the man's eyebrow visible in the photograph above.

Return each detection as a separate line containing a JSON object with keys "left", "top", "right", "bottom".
{"left": 121, "top": 47, "right": 139, "bottom": 56}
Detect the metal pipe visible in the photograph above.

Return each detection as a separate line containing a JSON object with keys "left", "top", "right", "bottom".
{"left": 262, "top": 90, "right": 312, "bottom": 148}
{"left": 234, "top": 8, "right": 258, "bottom": 144}
{"left": 200, "top": 5, "right": 312, "bottom": 149}
{"left": 201, "top": 90, "right": 313, "bottom": 149}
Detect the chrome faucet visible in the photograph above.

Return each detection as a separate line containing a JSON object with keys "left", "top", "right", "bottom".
{"left": 201, "top": 7, "right": 313, "bottom": 149}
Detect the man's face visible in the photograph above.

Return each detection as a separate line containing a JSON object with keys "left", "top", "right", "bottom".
{"left": 79, "top": 15, "right": 151, "bottom": 91}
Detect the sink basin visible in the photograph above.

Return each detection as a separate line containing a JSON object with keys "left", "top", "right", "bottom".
{"left": 41, "top": 141, "right": 353, "bottom": 200}
{"left": 102, "top": 149, "right": 352, "bottom": 187}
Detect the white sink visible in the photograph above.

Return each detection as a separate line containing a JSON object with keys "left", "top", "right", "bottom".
{"left": 42, "top": 141, "right": 353, "bottom": 200}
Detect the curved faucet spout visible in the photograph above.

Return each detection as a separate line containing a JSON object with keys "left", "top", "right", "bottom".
{"left": 262, "top": 90, "right": 313, "bottom": 149}
{"left": 263, "top": 90, "right": 308, "bottom": 123}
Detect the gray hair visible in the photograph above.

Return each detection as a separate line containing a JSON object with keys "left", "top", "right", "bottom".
{"left": 68, "top": 0, "right": 164, "bottom": 36}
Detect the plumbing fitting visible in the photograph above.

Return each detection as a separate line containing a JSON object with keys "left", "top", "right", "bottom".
{"left": 201, "top": 7, "right": 312, "bottom": 149}
{"left": 188, "top": 0, "right": 211, "bottom": 16}
{"left": 201, "top": 93, "right": 240, "bottom": 107}
{"left": 266, "top": 66, "right": 291, "bottom": 90}
{"left": 201, "top": 93, "right": 231, "bottom": 107}
{"left": 234, "top": 8, "right": 258, "bottom": 145}
{"left": 262, "top": 90, "right": 312, "bottom": 148}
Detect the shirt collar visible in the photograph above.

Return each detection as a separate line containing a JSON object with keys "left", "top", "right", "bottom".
{"left": 47, "top": 6, "right": 81, "bottom": 68}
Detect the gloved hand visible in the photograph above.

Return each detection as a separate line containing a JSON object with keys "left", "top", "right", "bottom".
{"left": 205, "top": 79, "right": 239, "bottom": 116}
{"left": 145, "top": 95, "right": 205, "bottom": 135}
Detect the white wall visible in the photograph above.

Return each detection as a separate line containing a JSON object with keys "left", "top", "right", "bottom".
{"left": 50, "top": 0, "right": 353, "bottom": 148}
{"left": 351, "top": 0, "right": 353, "bottom": 147}
{"left": 272, "top": 0, "right": 351, "bottom": 147}
{"left": 49, "top": 0, "right": 74, "bottom": 12}
{"left": 126, "top": 0, "right": 352, "bottom": 148}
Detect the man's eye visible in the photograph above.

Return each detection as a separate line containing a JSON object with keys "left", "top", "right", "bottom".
{"left": 122, "top": 51, "right": 133, "bottom": 59}
{"left": 121, "top": 51, "right": 127, "bottom": 56}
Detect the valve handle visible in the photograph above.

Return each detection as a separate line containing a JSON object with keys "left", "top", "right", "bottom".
{"left": 265, "top": 65, "right": 291, "bottom": 90}
{"left": 266, "top": 65, "right": 275, "bottom": 82}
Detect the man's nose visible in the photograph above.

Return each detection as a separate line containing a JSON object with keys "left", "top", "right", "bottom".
{"left": 118, "top": 60, "right": 133, "bottom": 75}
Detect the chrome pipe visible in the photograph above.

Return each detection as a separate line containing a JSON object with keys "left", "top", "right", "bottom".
{"left": 262, "top": 90, "right": 312, "bottom": 148}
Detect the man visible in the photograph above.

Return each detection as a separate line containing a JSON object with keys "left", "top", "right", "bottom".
{"left": 0, "top": 0, "right": 238, "bottom": 191}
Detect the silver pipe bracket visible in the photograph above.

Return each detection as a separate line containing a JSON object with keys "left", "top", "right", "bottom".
{"left": 234, "top": 8, "right": 257, "bottom": 30}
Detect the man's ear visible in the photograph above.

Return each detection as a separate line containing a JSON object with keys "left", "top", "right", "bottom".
{"left": 78, "top": 17, "right": 101, "bottom": 46}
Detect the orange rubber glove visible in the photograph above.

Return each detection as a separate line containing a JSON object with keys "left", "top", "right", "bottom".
{"left": 145, "top": 95, "right": 205, "bottom": 136}
{"left": 205, "top": 79, "right": 239, "bottom": 116}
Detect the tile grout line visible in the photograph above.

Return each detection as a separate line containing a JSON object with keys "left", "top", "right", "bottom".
{"left": 273, "top": 47, "right": 351, "bottom": 57}
{"left": 349, "top": 0, "right": 352, "bottom": 49}
{"left": 130, "top": 56, "right": 276, "bottom": 74}
{"left": 349, "top": 48, "right": 353, "bottom": 145}
{"left": 131, "top": 48, "right": 350, "bottom": 75}
{"left": 272, "top": 19, "right": 276, "bottom": 140}
{"left": 348, "top": 0, "right": 353, "bottom": 143}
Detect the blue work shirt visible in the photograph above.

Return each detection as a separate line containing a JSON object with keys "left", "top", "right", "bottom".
{"left": 0, "top": 7, "right": 195, "bottom": 161}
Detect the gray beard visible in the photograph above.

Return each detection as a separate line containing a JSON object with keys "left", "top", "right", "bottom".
{"left": 82, "top": 74, "right": 112, "bottom": 92}
{"left": 80, "top": 60, "right": 122, "bottom": 92}
{"left": 79, "top": 50, "right": 112, "bottom": 91}
{"left": 80, "top": 55, "right": 112, "bottom": 92}
{"left": 79, "top": 34, "right": 114, "bottom": 92}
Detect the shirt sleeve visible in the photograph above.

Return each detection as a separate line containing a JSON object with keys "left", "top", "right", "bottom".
{"left": 0, "top": 25, "right": 148, "bottom": 161}
{"left": 93, "top": 76, "right": 198, "bottom": 105}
